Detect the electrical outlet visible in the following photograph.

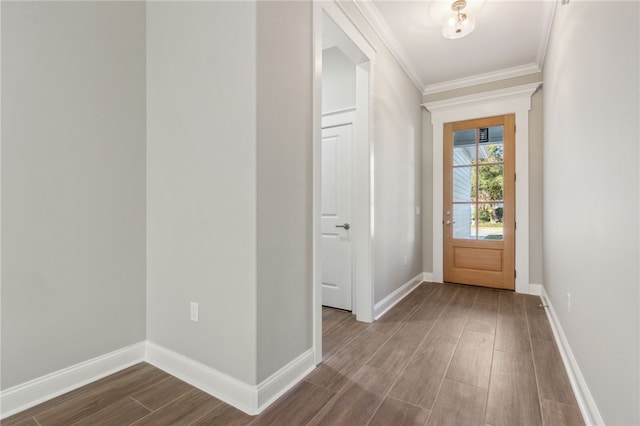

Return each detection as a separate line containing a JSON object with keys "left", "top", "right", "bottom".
{"left": 190, "top": 302, "right": 199, "bottom": 322}
{"left": 567, "top": 292, "right": 571, "bottom": 313}
{"left": 403, "top": 255, "right": 408, "bottom": 266}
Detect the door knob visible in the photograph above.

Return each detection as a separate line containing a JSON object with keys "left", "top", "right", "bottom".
{"left": 335, "top": 223, "right": 351, "bottom": 230}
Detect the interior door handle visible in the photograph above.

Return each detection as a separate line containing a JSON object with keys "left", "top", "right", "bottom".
{"left": 445, "top": 220, "right": 455, "bottom": 225}
{"left": 335, "top": 223, "right": 351, "bottom": 230}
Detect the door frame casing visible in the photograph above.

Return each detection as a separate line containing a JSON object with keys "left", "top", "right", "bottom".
{"left": 313, "top": 1, "right": 376, "bottom": 365}
{"left": 423, "top": 83, "right": 540, "bottom": 295}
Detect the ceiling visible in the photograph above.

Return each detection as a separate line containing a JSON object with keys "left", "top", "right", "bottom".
{"left": 355, "top": 0, "right": 557, "bottom": 95}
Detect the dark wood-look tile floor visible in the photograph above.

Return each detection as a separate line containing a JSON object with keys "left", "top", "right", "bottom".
{"left": 2, "top": 282, "right": 584, "bottom": 426}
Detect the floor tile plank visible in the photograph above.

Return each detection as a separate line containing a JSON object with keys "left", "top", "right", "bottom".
{"left": 308, "top": 365, "right": 395, "bottom": 426}
{"left": 485, "top": 350, "right": 542, "bottom": 426}
{"left": 445, "top": 329, "right": 494, "bottom": 389}
{"left": 368, "top": 397, "right": 431, "bottom": 426}
{"left": 427, "top": 306, "right": 472, "bottom": 344}
{"left": 191, "top": 403, "right": 255, "bottom": 426}
{"left": 407, "top": 285, "right": 458, "bottom": 323}
{"left": 374, "top": 285, "right": 430, "bottom": 325}
{"left": 69, "top": 397, "right": 150, "bottom": 426}
{"left": 130, "top": 388, "right": 221, "bottom": 425}
{"left": 540, "top": 398, "right": 585, "bottom": 426}
{"left": 322, "top": 315, "right": 368, "bottom": 359}
{"left": 250, "top": 380, "right": 334, "bottom": 426}
{"left": 0, "top": 417, "right": 40, "bottom": 426}
{"left": 322, "top": 307, "right": 352, "bottom": 334}
{"left": 427, "top": 379, "right": 487, "bottom": 426}
{"left": 425, "top": 286, "right": 478, "bottom": 344}
{"left": 474, "top": 288, "right": 501, "bottom": 306}
{"left": 367, "top": 320, "right": 433, "bottom": 374}
{"left": 466, "top": 301, "right": 498, "bottom": 335}
{"left": 322, "top": 328, "right": 392, "bottom": 381}
{"left": 129, "top": 375, "right": 194, "bottom": 411}
{"left": 495, "top": 292, "right": 531, "bottom": 354}
{"left": 388, "top": 337, "right": 457, "bottom": 410}
{"left": 524, "top": 296, "right": 554, "bottom": 341}
{"left": 448, "top": 285, "right": 479, "bottom": 310}
{"left": 1, "top": 363, "right": 152, "bottom": 426}
{"left": 303, "top": 363, "right": 351, "bottom": 393}
{"left": 34, "top": 364, "right": 169, "bottom": 425}
{"left": 531, "top": 338, "right": 578, "bottom": 406}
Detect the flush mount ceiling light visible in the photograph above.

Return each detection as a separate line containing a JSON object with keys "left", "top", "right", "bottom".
{"left": 442, "top": 0, "right": 475, "bottom": 39}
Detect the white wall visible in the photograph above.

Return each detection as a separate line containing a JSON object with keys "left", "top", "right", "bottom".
{"left": 528, "top": 89, "right": 543, "bottom": 286}
{"left": 147, "top": 0, "right": 315, "bottom": 386}
{"left": 422, "top": 109, "right": 434, "bottom": 274}
{"left": 335, "top": 2, "right": 423, "bottom": 304}
{"left": 322, "top": 47, "right": 356, "bottom": 113}
{"left": 370, "top": 35, "right": 423, "bottom": 304}
{"left": 256, "top": 0, "right": 313, "bottom": 382}
{"left": 543, "top": 2, "right": 639, "bottom": 424}
{"left": 1, "top": 2, "right": 146, "bottom": 389}
{"left": 146, "top": 2, "right": 258, "bottom": 385}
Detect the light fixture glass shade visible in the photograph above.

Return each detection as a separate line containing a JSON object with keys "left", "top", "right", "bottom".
{"left": 442, "top": 13, "right": 475, "bottom": 39}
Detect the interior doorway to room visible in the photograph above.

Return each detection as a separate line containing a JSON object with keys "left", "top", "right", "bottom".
{"left": 319, "top": 11, "right": 370, "bottom": 314}
{"left": 314, "top": 3, "right": 374, "bottom": 364}
{"left": 443, "top": 114, "right": 516, "bottom": 290}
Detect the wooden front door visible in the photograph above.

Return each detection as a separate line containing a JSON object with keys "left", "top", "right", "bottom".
{"left": 443, "top": 115, "right": 515, "bottom": 290}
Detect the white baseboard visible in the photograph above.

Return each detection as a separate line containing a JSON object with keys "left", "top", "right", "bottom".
{"left": 374, "top": 273, "right": 423, "bottom": 320}
{"left": 528, "top": 283, "right": 542, "bottom": 295}
{"left": 2, "top": 341, "right": 316, "bottom": 419}
{"left": 0, "top": 342, "right": 146, "bottom": 419}
{"left": 256, "top": 348, "right": 315, "bottom": 411}
{"left": 145, "top": 342, "right": 257, "bottom": 414}
{"left": 540, "top": 287, "right": 604, "bottom": 426}
{"left": 422, "top": 272, "right": 434, "bottom": 282}
{"left": 145, "top": 342, "right": 315, "bottom": 415}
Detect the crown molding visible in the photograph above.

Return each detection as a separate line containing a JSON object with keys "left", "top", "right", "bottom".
{"left": 422, "top": 82, "right": 541, "bottom": 115}
{"left": 422, "top": 63, "right": 541, "bottom": 96}
{"left": 352, "top": 0, "right": 556, "bottom": 97}
{"left": 352, "top": 0, "right": 425, "bottom": 91}
{"left": 536, "top": 0, "right": 558, "bottom": 69}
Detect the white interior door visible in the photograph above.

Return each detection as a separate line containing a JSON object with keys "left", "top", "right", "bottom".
{"left": 321, "top": 124, "right": 352, "bottom": 311}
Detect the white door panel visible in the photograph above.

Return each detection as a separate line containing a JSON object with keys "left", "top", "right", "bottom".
{"left": 321, "top": 124, "right": 352, "bottom": 311}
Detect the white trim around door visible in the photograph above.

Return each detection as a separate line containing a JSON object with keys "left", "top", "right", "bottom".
{"left": 313, "top": 0, "right": 376, "bottom": 366}
{"left": 423, "top": 82, "right": 541, "bottom": 295}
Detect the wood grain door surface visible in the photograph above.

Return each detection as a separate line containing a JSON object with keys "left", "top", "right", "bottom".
{"left": 444, "top": 115, "right": 515, "bottom": 290}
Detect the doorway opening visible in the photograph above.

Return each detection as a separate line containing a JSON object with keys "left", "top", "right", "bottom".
{"left": 424, "top": 82, "right": 540, "bottom": 295}
{"left": 313, "top": 3, "right": 376, "bottom": 364}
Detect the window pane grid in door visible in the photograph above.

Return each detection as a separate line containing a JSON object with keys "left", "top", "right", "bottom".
{"left": 477, "top": 165, "right": 504, "bottom": 203}
{"left": 453, "top": 129, "right": 476, "bottom": 166}
{"left": 451, "top": 124, "right": 505, "bottom": 241}
{"left": 453, "top": 203, "right": 477, "bottom": 240}
{"left": 477, "top": 202, "right": 504, "bottom": 240}
{"left": 453, "top": 165, "right": 476, "bottom": 202}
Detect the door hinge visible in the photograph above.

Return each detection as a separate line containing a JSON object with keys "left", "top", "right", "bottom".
{"left": 514, "top": 125, "right": 516, "bottom": 133}
{"left": 515, "top": 221, "right": 517, "bottom": 230}
{"left": 514, "top": 173, "right": 516, "bottom": 181}
{"left": 514, "top": 270, "right": 517, "bottom": 279}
